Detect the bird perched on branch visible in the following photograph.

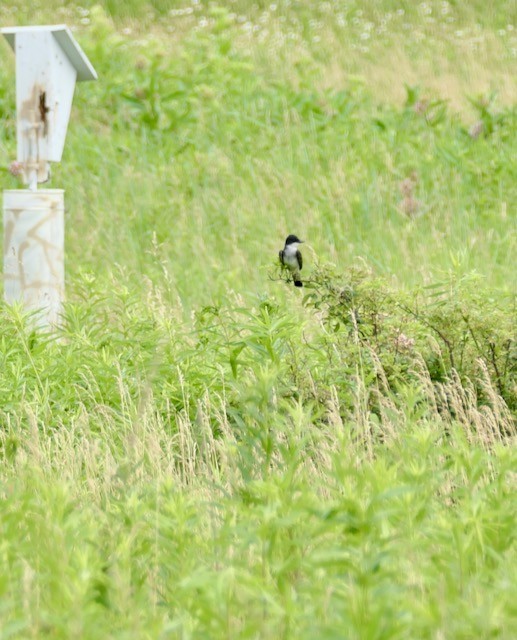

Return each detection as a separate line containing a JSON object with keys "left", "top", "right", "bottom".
{"left": 279, "top": 234, "right": 304, "bottom": 287}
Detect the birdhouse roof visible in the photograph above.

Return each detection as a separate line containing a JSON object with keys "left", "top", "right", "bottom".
{"left": 2, "top": 24, "right": 97, "bottom": 81}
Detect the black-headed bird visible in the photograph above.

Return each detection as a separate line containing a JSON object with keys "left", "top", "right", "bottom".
{"left": 279, "top": 234, "right": 304, "bottom": 287}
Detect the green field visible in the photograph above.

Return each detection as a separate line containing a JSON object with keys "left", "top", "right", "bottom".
{"left": 0, "top": 1, "right": 516, "bottom": 638}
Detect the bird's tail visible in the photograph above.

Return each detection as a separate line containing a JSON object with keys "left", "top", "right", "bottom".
{"left": 294, "top": 277, "right": 303, "bottom": 288}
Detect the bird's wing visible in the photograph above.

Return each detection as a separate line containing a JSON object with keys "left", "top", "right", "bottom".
{"left": 296, "top": 250, "right": 303, "bottom": 270}
{"left": 279, "top": 250, "right": 284, "bottom": 265}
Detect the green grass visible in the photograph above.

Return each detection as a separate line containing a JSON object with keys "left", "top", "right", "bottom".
{"left": 0, "top": 1, "right": 516, "bottom": 638}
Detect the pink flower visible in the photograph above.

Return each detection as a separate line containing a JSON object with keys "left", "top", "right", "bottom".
{"left": 394, "top": 332, "right": 415, "bottom": 351}
{"left": 469, "top": 121, "right": 484, "bottom": 139}
{"left": 8, "top": 161, "right": 24, "bottom": 177}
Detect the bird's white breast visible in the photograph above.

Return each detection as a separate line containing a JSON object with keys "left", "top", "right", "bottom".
{"left": 282, "top": 243, "right": 300, "bottom": 268}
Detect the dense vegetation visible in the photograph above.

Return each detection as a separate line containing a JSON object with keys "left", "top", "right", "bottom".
{"left": 0, "top": 1, "right": 515, "bottom": 638}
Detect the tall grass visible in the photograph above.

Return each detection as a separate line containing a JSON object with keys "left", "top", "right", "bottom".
{"left": 0, "top": 1, "right": 516, "bottom": 638}
{"left": 0, "top": 275, "right": 515, "bottom": 637}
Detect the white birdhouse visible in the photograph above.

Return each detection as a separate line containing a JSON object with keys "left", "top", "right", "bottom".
{"left": 1, "top": 25, "right": 97, "bottom": 187}
{"left": 2, "top": 25, "right": 97, "bottom": 328}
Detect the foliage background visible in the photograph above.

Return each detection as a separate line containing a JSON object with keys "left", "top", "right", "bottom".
{"left": 0, "top": 1, "right": 515, "bottom": 638}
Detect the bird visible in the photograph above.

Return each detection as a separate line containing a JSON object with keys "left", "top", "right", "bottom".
{"left": 279, "top": 234, "right": 304, "bottom": 287}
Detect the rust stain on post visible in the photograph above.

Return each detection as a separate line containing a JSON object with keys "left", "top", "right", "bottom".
{"left": 3, "top": 190, "right": 65, "bottom": 327}
{"left": 19, "top": 84, "right": 44, "bottom": 124}
{"left": 19, "top": 84, "right": 51, "bottom": 183}
{"left": 3, "top": 220, "right": 14, "bottom": 256}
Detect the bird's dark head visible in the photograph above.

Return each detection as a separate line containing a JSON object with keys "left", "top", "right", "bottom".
{"left": 285, "top": 234, "right": 303, "bottom": 245}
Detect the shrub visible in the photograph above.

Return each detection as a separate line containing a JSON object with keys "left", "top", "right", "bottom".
{"left": 301, "top": 263, "right": 516, "bottom": 420}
